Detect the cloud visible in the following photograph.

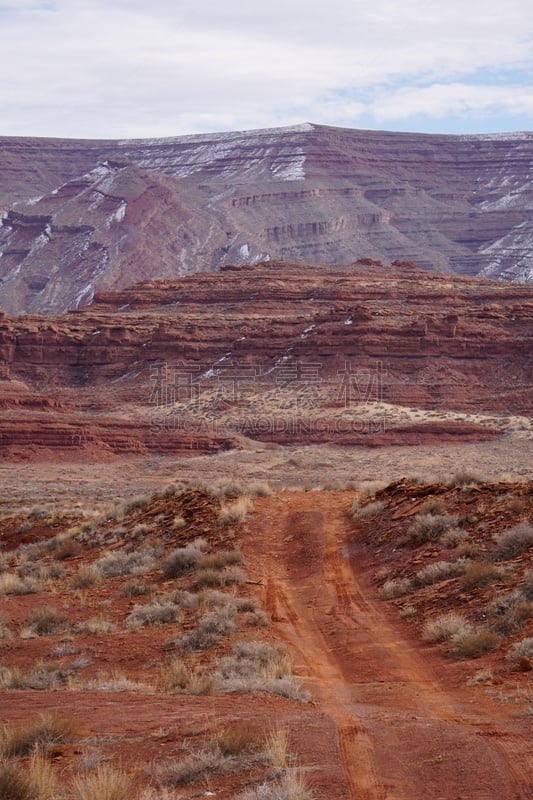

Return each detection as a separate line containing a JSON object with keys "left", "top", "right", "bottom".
{"left": 0, "top": 0, "right": 531, "bottom": 137}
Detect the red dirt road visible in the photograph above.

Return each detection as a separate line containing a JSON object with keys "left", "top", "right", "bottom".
{"left": 249, "top": 492, "right": 533, "bottom": 800}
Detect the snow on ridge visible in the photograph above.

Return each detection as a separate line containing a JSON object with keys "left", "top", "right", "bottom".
{"left": 117, "top": 122, "right": 315, "bottom": 148}
{"left": 459, "top": 131, "right": 532, "bottom": 142}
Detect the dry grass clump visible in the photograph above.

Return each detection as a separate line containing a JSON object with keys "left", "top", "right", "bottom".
{"left": 72, "top": 765, "right": 136, "bottom": 800}
{"left": 414, "top": 559, "right": 467, "bottom": 587}
{"left": 191, "top": 567, "right": 246, "bottom": 590}
{"left": 407, "top": 514, "right": 457, "bottom": 545}
{"left": 0, "top": 761, "right": 37, "bottom": 800}
{"left": 119, "top": 581, "right": 153, "bottom": 598}
{"left": 461, "top": 562, "right": 507, "bottom": 591}
{"left": 492, "top": 522, "right": 533, "bottom": 562}
{"left": 0, "top": 713, "right": 79, "bottom": 757}
{"left": 125, "top": 601, "right": 181, "bottom": 629}
{"left": 379, "top": 578, "right": 413, "bottom": 599}
{"left": 0, "top": 573, "right": 41, "bottom": 595}
{"left": 150, "top": 744, "right": 235, "bottom": 787}
{"left": 74, "top": 617, "right": 117, "bottom": 635}
{"left": 446, "top": 470, "right": 484, "bottom": 487}
{"left": 506, "top": 637, "right": 533, "bottom": 662}
{"left": 422, "top": 612, "right": 471, "bottom": 644}
{"left": 24, "top": 606, "right": 68, "bottom": 636}
{"left": 351, "top": 500, "right": 386, "bottom": 521}
{"left": 161, "top": 659, "right": 214, "bottom": 695}
{"left": 70, "top": 564, "right": 101, "bottom": 589}
{"left": 0, "top": 663, "right": 71, "bottom": 691}
{"left": 162, "top": 542, "right": 204, "bottom": 579}
{"left": 219, "top": 496, "right": 252, "bottom": 526}
{"left": 196, "top": 549, "right": 244, "bottom": 570}
{"left": 94, "top": 548, "right": 157, "bottom": 579}
{"left": 214, "top": 722, "right": 261, "bottom": 756}
{"left": 521, "top": 570, "right": 533, "bottom": 600}
{"left": 235, "top": 771, "right": 313, "bottom": 800}
{"left": 419, "top": 497, "right": 446, "bottom": 515}
{"left": 84, "top": 671, "right": 153, "bottom": 693}
{"left": 248, "top": 481, "right": 273, "bottom": 497}
{"left": 0, "top": 612, "right": 12, "bottom": 640}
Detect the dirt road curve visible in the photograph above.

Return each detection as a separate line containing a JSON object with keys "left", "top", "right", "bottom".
{"left": 251, "top": 492, "right": 533, "bottom": 800}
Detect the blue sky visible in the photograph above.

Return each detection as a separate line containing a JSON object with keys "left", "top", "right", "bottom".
{"left": 1, "top": 0, "right": 532, "bottom": 138}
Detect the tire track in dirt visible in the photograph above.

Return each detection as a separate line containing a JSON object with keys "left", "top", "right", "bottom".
{"left": 251, "top": 491, "right": 532, "bottom": 800}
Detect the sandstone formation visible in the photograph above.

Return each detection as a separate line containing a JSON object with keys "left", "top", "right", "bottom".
{"left": 0, "top": 124, "right": 532, "bottom": 314}
{"left": 0, "top": 260, "right": 531, "bottom": 457}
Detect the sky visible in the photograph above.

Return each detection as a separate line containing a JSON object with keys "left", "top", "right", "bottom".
{"left": 0, "top": 0, "right": 532, "bottom": 139}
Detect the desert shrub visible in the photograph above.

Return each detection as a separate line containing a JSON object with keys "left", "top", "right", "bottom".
{"left": 461, "top": 562, "right": 506, "bottom": 591}
{"left": 242, "top": 610, "right": 269, "bottom": 627}
{"left": 440, "top": 528, "right": 468, "bottom": 548}
{"left": 521, "top": 570, "right": 533, "bottom": 600}
{"left": 22, "top": 664, "right": 71, "bottom": 691}
{"left": 197, "top": 589, "right": 236, "bottom": 611}
{"left": 74, "top": 617, "right": 117, "bottom": 635}
{"left": 235, "top": 597, "right": 260, "bottom": 613}
{"left": 0, "top": 713, "right": 79, "bottom": 757}
{"left": 216, "top": 640, "right": 307, "bottom": 701}
{"left": 492, "top": 522, "right": 533, "bottom": 561}
{"left": 0, "top": 762, "right": 36, "bottom": 800}
{"left": 95, "top": 548, "right": 157, "bottom": 579}
{"left": 419, "top": 497, "right": 446, "bottom": 515}
{"left": 454, "top": 540, "right": 483, "bottom": 559}
{"left": 52, "top": 538, "right": 81, "bottom": 561}
{"left": 506, "top": 637, "right": 533, "bottom": 662}
{"left": 351, "top": 500, "right": 386, "bottom": 521}
{"left": 491, "top": 601, "right": 533, "bottom": 635}
{"left": 0, "top": 573, "right": 41, "bottom": 595}
{"left": 451, "top": 629, "right": 501, "bottom": 659}
{"left": 123, "top": 495, "right": 149, "bottom": 514}
{"left": 150, "top": 744, "right": 234, "bottom": 786}
{"left": 126, "top": 601, "right": 181, "bottom": 629}
{"left": 407, "top": 514, "right": 457, "bottom": 545}
{"left": 446, "top": 470, "right": 484, "bottom": 487}
{"left": 73, "top": 765, "right": 136, "bottom": 800}
{"left": 25, "top": 606, "right": 68, "bottom": 636}
{"left": 191, "top": 567, "right": 245, "bottom": 590}
{"left": 379, "top": 578, "right": 413, "bottom": 599}
{"left": 0, "top": 612, "right": 11, "bottom": 640}
{"left": 415, "top": 559, "right": 467, "bottom": 587}
{"left": 422, "top": 612, "right": 471, "bottom": 644}
{"left": 162, "top": 543, "right": 203, "bottom": 579}
{"left": 172, "top": 609, "right": 236, "bottom": 651}
{"left": 216, "top": 479, "right": 246, "bottom": 499}
{"left": 168, "top": 589, "right": 199, "bottom": 610}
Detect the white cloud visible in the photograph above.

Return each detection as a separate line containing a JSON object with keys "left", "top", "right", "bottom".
{"left": 0, "top": 0, "right": 531, "bottom": 137}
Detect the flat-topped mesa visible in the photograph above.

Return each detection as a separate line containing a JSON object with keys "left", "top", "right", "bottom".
{"left": 1, "top": 125, "right": 532, "bottom": 314}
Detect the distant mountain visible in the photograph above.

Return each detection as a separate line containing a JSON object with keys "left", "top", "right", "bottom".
{"left": 0, "top": 123, "right": 532, "bottom": 314}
